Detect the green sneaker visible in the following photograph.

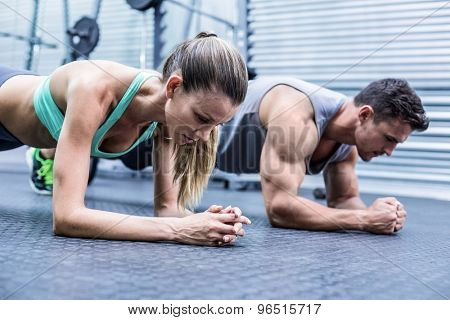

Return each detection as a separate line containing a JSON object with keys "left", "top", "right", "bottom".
{"left": 26, "top": 148, "right": 53, "bottom": 195}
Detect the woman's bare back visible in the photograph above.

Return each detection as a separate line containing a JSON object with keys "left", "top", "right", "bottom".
{"left": 0, "top": 60, "right": 150, "bottom": 149}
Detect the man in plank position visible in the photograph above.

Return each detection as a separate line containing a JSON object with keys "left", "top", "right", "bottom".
{"left": 215, "top": 77, "right": 429, "bottom": 234}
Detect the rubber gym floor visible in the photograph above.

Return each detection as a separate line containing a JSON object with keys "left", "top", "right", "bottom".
{"left": 0, "top": 148, "right": 449, "bottom": 300}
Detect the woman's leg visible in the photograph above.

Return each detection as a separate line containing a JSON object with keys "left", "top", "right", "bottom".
{"left": 0, "top": 122, "right": 24, "bottom": 151}
{"left": 27, "top": 139, "right": 153, "bottom": 195}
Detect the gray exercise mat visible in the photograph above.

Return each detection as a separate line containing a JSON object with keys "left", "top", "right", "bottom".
{"left": 0, "top": 171, "right": 449, "bottom": 299}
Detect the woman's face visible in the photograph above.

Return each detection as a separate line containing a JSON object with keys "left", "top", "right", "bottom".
{"left": 164, "top": 76, "right": 237, "bottom": 145}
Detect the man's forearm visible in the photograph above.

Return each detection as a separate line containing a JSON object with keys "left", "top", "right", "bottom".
{"left": 331, "top": 196, "right": 366, "bottom": 210}
{"left": 269, "top": 195, "right": 366, "bottom": 231}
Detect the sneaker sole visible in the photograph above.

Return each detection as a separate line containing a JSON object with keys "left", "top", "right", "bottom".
{"left": 28, "top": 179, "right": 53, "bottom": 196}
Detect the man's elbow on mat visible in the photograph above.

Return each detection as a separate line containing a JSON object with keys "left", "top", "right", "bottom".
{"left": 266, "top": 195, "right": 292, "bottom": 228}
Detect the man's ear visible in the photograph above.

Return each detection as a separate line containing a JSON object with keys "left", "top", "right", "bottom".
{"left": 165, "top": 74, "right": 183, "bottom": 99}
{"left": 358, "top": 105, "right": 375, "bottom": 122}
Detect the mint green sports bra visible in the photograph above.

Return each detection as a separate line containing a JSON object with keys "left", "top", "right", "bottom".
{"left": 33, "top": 72, "right": 158, "bottom": 158}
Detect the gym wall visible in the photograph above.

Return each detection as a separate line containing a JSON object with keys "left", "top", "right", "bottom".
{"left": 248, "top": 0, "right": 450, "bottom": 187}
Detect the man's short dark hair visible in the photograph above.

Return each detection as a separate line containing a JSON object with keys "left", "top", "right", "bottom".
{"left": 354, "top": 78, "right": 429, "bottom": 131}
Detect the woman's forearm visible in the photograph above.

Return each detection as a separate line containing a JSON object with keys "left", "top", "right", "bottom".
{"left": 155, "top": 205, "right": 193, "bottom": 218}
{"left": 53, "top": 206, "right": 180, "bottom": 242}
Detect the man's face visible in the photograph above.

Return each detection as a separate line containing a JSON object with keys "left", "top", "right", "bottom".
{"left": 355, "top": 108, "right": 413, "bottom": 162}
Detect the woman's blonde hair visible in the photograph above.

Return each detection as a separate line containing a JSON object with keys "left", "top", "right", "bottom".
{"left": 162, "top": 32, "right": 248, "bottom": 209}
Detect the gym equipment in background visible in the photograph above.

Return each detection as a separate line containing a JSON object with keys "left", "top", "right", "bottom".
{"left": 63, "top": 0, "right": 102, "bottom": 63}
{"left": 0, "top": 0, "right": 57, "bottom": 71}
{"left": 66, "top": 16, "right": 100, "bottom": 61}
{"left": 125, "top": 0, "right": 244, "bottom": 70}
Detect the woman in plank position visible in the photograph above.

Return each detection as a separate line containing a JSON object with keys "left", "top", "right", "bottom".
{"left": 0, "top": 32, "right": 250, "bottom": 246}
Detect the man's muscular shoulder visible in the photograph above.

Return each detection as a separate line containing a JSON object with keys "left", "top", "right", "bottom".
{"left": 259, "top": 85, "right": 314, "bottom": 126}
{"left": 260, "top": 85, "right": 318, "bottom": 163}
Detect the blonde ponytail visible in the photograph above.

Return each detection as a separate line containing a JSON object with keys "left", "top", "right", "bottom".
{"left": 172, "top": 127, "right": 218, "bottom": 209}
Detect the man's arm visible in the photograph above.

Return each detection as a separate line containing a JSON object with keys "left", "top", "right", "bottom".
{"left": 322, "top": 147, "right": 406, "bottom": 232}
{"left": 323, "top": 147, "right": 366, "bottom": 210}
{"left": 259, "top": 88, "right": 366, "bottom": 232}
{"left": 260, "top": 133, "right": 367, "bottom": 232}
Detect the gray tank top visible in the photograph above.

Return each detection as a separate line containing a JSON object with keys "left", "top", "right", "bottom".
{"left": 217, "top": 77, "right": 353, "bottom": 175}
